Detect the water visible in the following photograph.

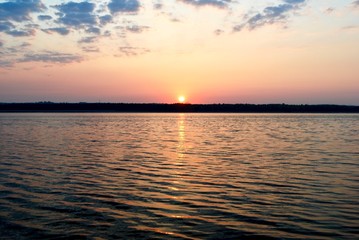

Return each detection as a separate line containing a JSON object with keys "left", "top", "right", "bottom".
{"left": 0, "top": 113, "right": 358, "bottom": 239}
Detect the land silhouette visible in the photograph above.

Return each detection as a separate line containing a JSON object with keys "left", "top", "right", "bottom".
{"left": 0, "top": 102, "right": 358, "bottom": 113}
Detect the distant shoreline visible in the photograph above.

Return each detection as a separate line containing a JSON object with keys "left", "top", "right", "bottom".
{"left": 0, "top": 103, "right": 358, "bottom": 113}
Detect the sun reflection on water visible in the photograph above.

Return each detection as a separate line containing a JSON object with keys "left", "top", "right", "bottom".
{"left": 177, "top": 113, "right": 186, "bottom": 160}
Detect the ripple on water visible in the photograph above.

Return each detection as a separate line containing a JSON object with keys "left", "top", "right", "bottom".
{"left": 0, "top": 113, "right": 358, "bottom": 239}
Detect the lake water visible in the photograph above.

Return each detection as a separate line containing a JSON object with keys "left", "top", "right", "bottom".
{"left": 0, "top": 113, "right": 358, "bottom": 239}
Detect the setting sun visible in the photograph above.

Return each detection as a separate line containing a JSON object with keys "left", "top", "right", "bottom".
{"left": 178, "top": 96, "right": 186, "bottom": 103}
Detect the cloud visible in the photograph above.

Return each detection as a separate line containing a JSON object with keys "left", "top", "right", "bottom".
{"left": 118, "top": 46, "right": 149, "bottom": 56}
{"left": 99, "top": 15, "right": 112, "bottom": 25}
{"left": 353, "top": 1, "right": 359, "bottom": 7}
{"left": 19, "top": 42, "right": 31, "bottom": 48}
{"left": 53, "top": 1, "right": 97, "bottom": 27}
{"left": 1, "top": 46, "right": 83, "bottom": 68}
{"left": 0, "top": 59, "right": 13, "bottom": 68}
{"left": 325, "top": 8, "right": 334, "bottom": 14}
{"left": 214, "top": 29, "right": 224, "bottom": 35}
{"left": 126, "top": 25, "right": 149, "bottom": 33}
{"left": 2, "top": 42, "right": 31, "bottom": 56}
{"left": 0, "top": 21, "right": 14, "bottom": 32}
{"left": 5, "top": 29, "right": 36, "bottom": 37}
{"left": 234, "top": 0, "right": 306, "bottom": 31}
{"left": 341, "top": 25, "right": 359, "bottom": 31}
{"left": 54, "top": 1, "right": 95, "bottom": 14}
{"left": 20, "top": 51, "right": 83, "bottom": 64}
{"left": 0, "top": 0, "right": 46, "bottom": 22}
{"left": 154, "top": 3, "right": 163, "bottom": 10}
{"left": 86, "top": 27, "right": 101, "bottom": 35}
{"left": 0, "top": 0, "right": 312, "bottom": 63}
{"left": 0, "top": 0, "right": 44, "bottom": 37}
{"left": 178, "top": 0, "right": 231, "bottom": 8}
{"left": 38, "top": 15, "right": 52, "bottom": 21}
{"left": 82, "top": 46, "right": 100, "bottom": 52}
{"left": 0, "top": 1, "right": 44, "bottom": 38}
{"left": 78, "top": 36, "right": 98, "bottom": 44}
{"left": 108, "top": 0, "right": 140, "bottom": 14}
{"left": 42, "top": 27, "right": 70, "bottom": 35}
{"left": 103, "top": 30, "right": 111, "bottom": 37}
{"left": 0, "top": 40, "right": 3, "bottom": 47}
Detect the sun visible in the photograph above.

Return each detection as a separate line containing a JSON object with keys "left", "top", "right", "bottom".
{"left": 178, "top": 96, "right": 186, "bottom": 103}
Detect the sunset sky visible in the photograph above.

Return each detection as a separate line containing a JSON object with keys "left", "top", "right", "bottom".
{"left": 0, "top": 0, "right": 358, "bottom": 104}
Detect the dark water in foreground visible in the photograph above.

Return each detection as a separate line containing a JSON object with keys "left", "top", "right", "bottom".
{"left": 0, "top": 113, "right": 358, "bottom": 239}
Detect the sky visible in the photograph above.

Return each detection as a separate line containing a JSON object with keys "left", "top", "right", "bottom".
{"left": 0, "top": 0, "right": 358, "bottom": 104}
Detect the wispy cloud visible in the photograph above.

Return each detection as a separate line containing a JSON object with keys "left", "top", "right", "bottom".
{"left": 125, "top": 25, "right": 149, "bottom": 33}
{"left": 341, "top": 25, "right": 359, "bottom": 30}
{"left": 0, "top": 21, "right": 14, "bottom": 32}
{"left": 42, "top": 27, "right": 70, "bottom": 35}
{"left": 153, "top": 3, "right": 163, "bottom": 10}
{"left": 118, "top": 46, "right": 149, "bottom": 56}
{"left": 178, "top": 0, "right": 231, "bottom": 8}
{"left": 99, "top": 15, "right": 112, "bottom": 25}
{"left": 38, "top": 15, "right": 52, "bottom": 21}
{"left": 86, "top": 27, "right": 101, "bottom": 35}
{"left": 3, "top": 42, "right": 31, "bottom": 54}
{"left": 325, "top": 7, "right": 335, "bottom": 14}
{"left": 20, "top": 51, "right": 83, "bottom": 64}
{"left": 234, "top": 0, "right": 306, "bottom": 32}
{"left": 0, "top": 59, "right": 13, "bottom": 68}
{"left": 78, "top": 36, "right": 98, "bottom": 44}
{"left": 82, "top": 46, "right": 100, "bottom": 53}
{"left": 6, "top": 29, "right": 36, "bottom": 37}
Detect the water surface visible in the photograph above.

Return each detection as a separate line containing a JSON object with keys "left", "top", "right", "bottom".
{"left": 0, "top": 113, "right": 358, "bottom": 239}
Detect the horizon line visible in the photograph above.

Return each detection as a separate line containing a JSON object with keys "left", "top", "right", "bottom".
{"left": 0, "top": 102, "right": 359, "bottom": 106}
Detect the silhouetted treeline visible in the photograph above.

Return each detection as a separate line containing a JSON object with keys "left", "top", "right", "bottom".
{"left": 0, "top": 102, "right": 358, "bottom": 113}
